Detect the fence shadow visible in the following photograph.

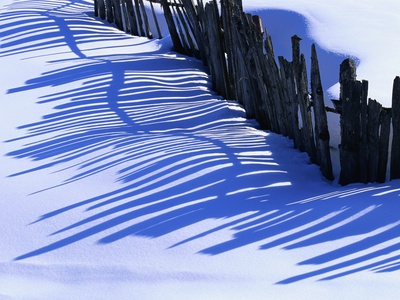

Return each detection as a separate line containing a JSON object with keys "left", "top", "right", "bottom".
{"left": 3, "top": 0, "right": 400, "bottom": 285}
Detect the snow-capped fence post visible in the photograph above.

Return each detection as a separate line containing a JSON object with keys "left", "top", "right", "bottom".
{"left": 390, "top": 76, "right": 400, "bottom": 180}
{"left": 310, "top": 44, "right": 333, "bottom": 181}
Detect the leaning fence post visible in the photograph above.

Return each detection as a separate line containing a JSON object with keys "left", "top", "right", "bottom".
{"left": 310, "top": 44, "right": 333, "bottom": 180}
{"left": 160, "top": 0, "right": 185, "bottom": 54}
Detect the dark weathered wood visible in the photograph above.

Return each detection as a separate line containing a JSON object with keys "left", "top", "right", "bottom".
{"left": 378, "top": 107, "right": 391, "bottom": 183}
{"left": 98, "top": 0, "right": 106, "bottom": 19}
{"left": 173, "top": 0, "right": 196, "bottom": 54}
{"left": 220, "top": 0, "right": 236, "bottom": 99}
{"left": 139, "top": 0, "right": 153, "bottom": 38}
{"left": 391, "top": 76, "right": 400, "bottom": 180}
{"left": 120, "top": 0, "right": 130, "bottom": 32}
{"left": 105, "top": 0, "right": 114, "bottom": 23}
{"left": 263, "top": 28, "right": 288, "bottom": 135}
{"left": 279, "top": 56, "right": 301, "bottom": 148}
{"left": 367, "top": 98, "right": 381, "bottom": 183}
{"left": 149, "top": 0, "right": 162, "bottom": 38}
{"left": 291, "top": 35, "right": 304, "bottom": 152}
{"left": 159, "top": 0, "right": 185, "bottom": 53}
{"left": 181, "top": 0, "right": 206, "bottom": 61}
{"left": 339, "top": 58, "right": 361, "bottom": 185}
{"left": 133, "top": 0, "right": 145, "bottom": 36}
{"left": 125, "top": 0, "right": 139, "bottom": 36}
{"left": 241, "top": 11, "right": 279, "bottom": 132}
{"left": 112, "top": 0, "right": 124, "bottom": 30}
{"left": 171, "top": 1, "right": 191, "bottom": 53}
{"left": 359, "top": 80, "right": 369, "bottom": 183}
{"left": 202, "top": 1, "right": 229, "bottom": 97}
{"left": 311, "top": 44, "right": 333, "bottom": 180}
{"left": 94, "top": 0, "right": 99, "bottom": 17}
{"left": 228, "top": 8, "right": 256, "bottom": 118}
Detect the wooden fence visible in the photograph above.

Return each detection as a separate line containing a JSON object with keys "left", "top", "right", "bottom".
{"left": 94, "top": 0, "right": 162, "bottom": 38}
{"left": 93, "top": 0, "right": 400, "bottom": 186}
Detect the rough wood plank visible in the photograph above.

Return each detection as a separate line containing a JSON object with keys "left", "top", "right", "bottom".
{"left": 311, "top": 44, "right": 333, "bottom": 180}
{"left": 149, "top": 0, "right": 162, "bottom": 38}
{"left": 112, "top": 0, "right": 124, "bottom": 30}
{"left": 173, "top": 0, "right": 196, "bottom": 54}
{"left": 263, "top": 27, "right": 287, "bottom": 135}
{"left": 378, "top": 107, "right": 391, "bottom": 183}
{"left": 159, "top": 0, "right": 185, "bottom": 53}
{"left": 339, "top": 58, "right": 361, "bottom": 185}
{"left": 105, "top": 0, "right": 114, "bottom": 23}
{"left": 125, "top": 0, "right": 139, "bottom": 36}
{"left": 139, "top": 0, "right": 153, "bottom": 38}
{"left": 97, "top": 0, "right": 106, "bottom": 19}
{"left": 279, "top": 56, "right": 301, "bottom": 148}
{"left": 390, "top": 76, "right": 400, "bottom": 180}
{"left": 181, "top": 0, "right": 206, "bottom": 61}
{"left": 359, "top": 80, "right": 369, "bottom": 183}
{"left": 367, "top": 98, "right": 381, "bottom": 183}
{"left": 301, "top": 54, "right": 317, "bottom": 163}
{"left": 133, "top": 0, "right": 145, "bottom": 36}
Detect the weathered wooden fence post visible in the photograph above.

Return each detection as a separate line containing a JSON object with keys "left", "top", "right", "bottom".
{"left": 311, "top": 44, "right": 333, "bottom": 180}
{"left": 202, "top": 0, "right": 229, "bottom": 97}
{"left": 292, "top": 36, "right": 317, "bottom": 163}
{"left": 339, "top": 58, "right": 361, "bottom": 185}
{"left": 160, "top": 0, "right": 185, "bottom": 53}
{"left": 279, "top": 56, "right": 301, "bottom": 149}
{"left": 105, "top": 0, "right": 114, "bottom": 23}
{"left": 149, "top": 0, "right": 162, "bottom": 38}
{"left": 359, "top": 80, "right": 369, "bottom": 183}
{"left": 378, "top": 107, "right": 391, "bottom": 183}
{"left": 367, "top": 98, "right": 382, "bottom": 183}
{"left": 391, "top": 76, "right": 400, "bottom": 180}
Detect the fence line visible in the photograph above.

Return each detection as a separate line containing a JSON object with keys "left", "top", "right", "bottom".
{"left": 93, "top": 0, "right": 400, "bottom": 185}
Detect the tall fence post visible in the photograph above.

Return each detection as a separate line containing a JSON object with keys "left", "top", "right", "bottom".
{"left": 339, "top": 58, "right": 361, "bottom": 185}
{"left": 311, "top": 44, "right": 333, "bottom": 180}
{"left": 391, "top": 76, "right": 400, "bottom": 180}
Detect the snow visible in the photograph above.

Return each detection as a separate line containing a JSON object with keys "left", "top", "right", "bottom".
{"left": 1, "top": 0, "right": 400, "bottom": 299}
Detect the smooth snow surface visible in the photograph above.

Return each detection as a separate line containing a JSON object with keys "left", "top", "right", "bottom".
{"left": 1, "top": 0, "right": 400, "bottom": 299}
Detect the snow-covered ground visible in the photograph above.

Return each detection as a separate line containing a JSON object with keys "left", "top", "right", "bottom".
{"left": 1, "top": 0, "right": 399, "bottom": 299}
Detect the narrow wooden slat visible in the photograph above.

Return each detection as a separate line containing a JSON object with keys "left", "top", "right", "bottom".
{"left": 339, "top": 58, "right": 361, "bottom": 185}
{"left": 311, "top": 44, "right": 333, "bottom": 180}
{"left": 378, "top": 107, "right": 391, "bottom": 183}
{"left": 390, "top": 76, "right": 400, "bottom": 180}
{"left": 359, "top": 80, "right": 369, "bottom": 183}
{"left": 367, "top": 98, "right": 381, "bottom": 183}
{"left": 159, "top": 0, "right": 185, "bottom": 53}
